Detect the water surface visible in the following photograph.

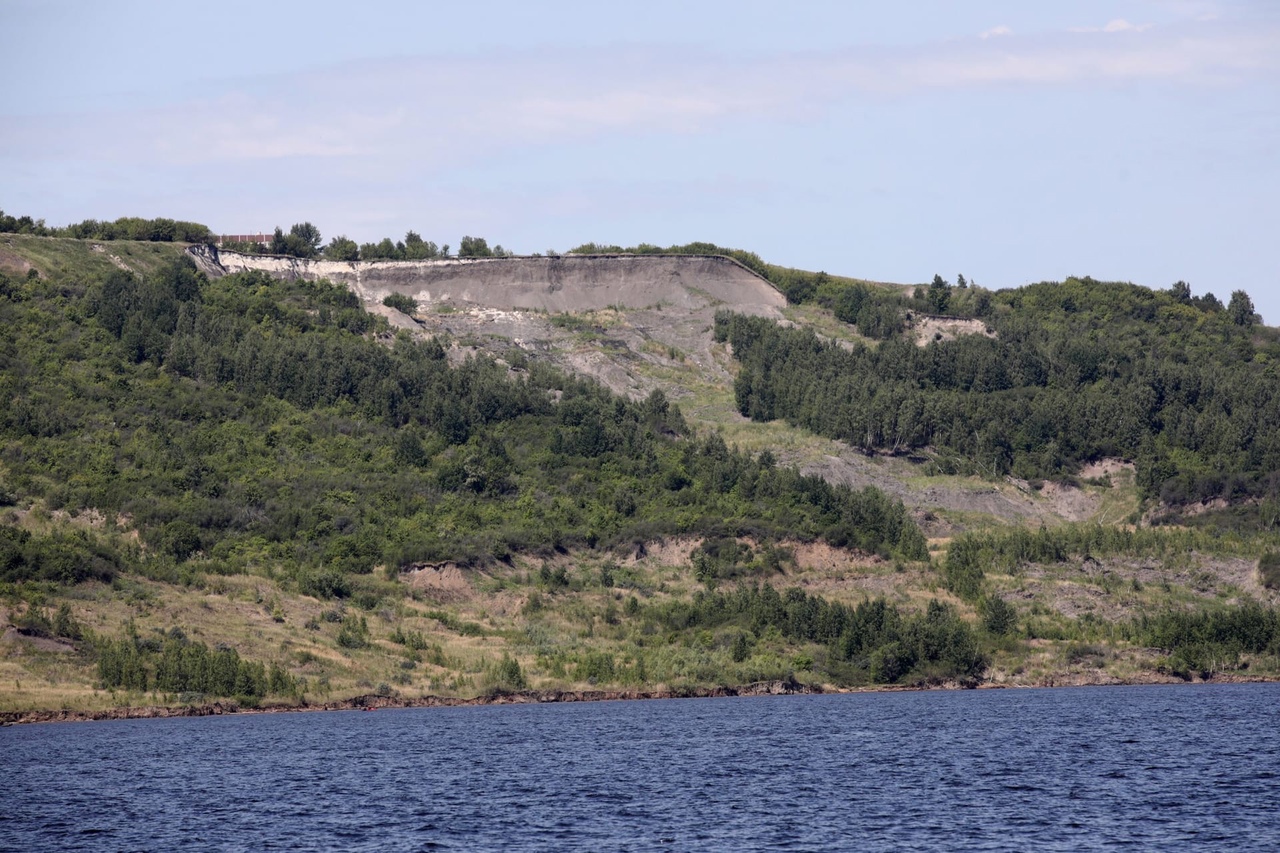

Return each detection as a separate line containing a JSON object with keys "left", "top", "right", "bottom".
{"left": 3, "top": 684, "right": 1278, "bottom": 851}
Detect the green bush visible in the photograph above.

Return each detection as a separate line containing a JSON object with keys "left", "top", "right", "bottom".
{"left": 486, "top": 654, "right": 527, "bottom": 691}
{"left": 336, "top": 615, "right": 369, "bottom": 649}
{"left": 299, "top": 569, "right": 352, "bottom": 600}
{"left": 382, "top": 292, "right": 417, "bottom": 314}
{"left": 980, "top": 596, "right": 1018, "bottom": 635}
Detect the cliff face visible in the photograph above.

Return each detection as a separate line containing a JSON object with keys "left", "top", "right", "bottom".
{"left": 185, "top": 245, "right": 785, "bottom": 314}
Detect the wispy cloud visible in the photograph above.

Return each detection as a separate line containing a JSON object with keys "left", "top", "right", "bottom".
{"left": 1070, "top": 19, "right": 1155, "bottom": 34}
{"left": 1, "top": 16, "right": 1274, "bottom": 174}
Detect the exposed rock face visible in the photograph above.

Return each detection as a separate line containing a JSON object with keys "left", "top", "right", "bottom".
{"left": 185, "top": 245, "right": 785, "bottom": 315}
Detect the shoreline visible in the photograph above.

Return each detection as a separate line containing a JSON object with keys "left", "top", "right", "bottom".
{"left": 4, "top": 672, "right": 1276, "bottom": 726}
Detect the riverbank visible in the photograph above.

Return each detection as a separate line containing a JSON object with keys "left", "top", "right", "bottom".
{"left": 1, "top": 678, "right": 819, "bottom": 725}
{"left": 6, "top": 670, "right": 1276, "bottom": 726}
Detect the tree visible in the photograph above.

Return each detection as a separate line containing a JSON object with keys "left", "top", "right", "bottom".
{"left": 383, "top": 292, "right": 417, "bottom": 315}
{"left": 980, "top": 595, "right": 1017, "bottom": 635}
{"left": 290, "top": 222, "right": 322, "bottom": 256}
{"left": 325, "top": 235, "right": 359, "bottom": 262}
{"left": 271, "top": 223, "right": 323, "bottom": 258}
{"left": 956, "top": 274, "right": 968, "bottom": 289}
{"left": 1228, "top": 290, "right": 1256, "bottom": 326}
{"left": 927, "top": 274, "right": 951, "bottom": 314}
{"left": 1194, "top": 291, "right": 1223, "bottom": 312}
{"left": 403, "top": 231, "right": 440, "bottom": 260}
{"left": 459, "top": 236, "right": 493, "bottom": 258}
{"left": 1169, "top": 281, "right": 1192, "bottom": 303}
{"left": 361, "top": 238, "right": 401, "bottom": 261}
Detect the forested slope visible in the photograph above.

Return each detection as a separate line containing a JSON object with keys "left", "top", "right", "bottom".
{"left": 1, "top": 256, "right": 927, "bottom": 586}
{"left": 718, "top": 277, "right": 1279, "bottom": 517}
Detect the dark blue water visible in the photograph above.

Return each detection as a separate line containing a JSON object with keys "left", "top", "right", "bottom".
{"left": 3, "top": 684, "right": 1278, "bottom": 851}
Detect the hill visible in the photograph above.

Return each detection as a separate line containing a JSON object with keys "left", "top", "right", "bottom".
{"left": 2, "top": 230, "right": 1278, "bottom": 720}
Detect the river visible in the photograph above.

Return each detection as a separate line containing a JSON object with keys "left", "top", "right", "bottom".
{"left": 3, "top": 684, "right": 1278, "bottom": 851}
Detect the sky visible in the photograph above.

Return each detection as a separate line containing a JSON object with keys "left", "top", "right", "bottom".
{"left": 2, "top": 0, "right": 1278, "bottom": 320}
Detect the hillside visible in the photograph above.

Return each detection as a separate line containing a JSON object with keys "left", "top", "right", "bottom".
{"left": 188, "top": 245, "right": 1122, "bottom": 529}
{"left": 2, "top": 231, "right": 1279, "bottom": 720}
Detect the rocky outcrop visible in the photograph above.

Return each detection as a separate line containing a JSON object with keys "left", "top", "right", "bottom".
{"left": 185, "top": 245, "right": 784, "bottom": 315}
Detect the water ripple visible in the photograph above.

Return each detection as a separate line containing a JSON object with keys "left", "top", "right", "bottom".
{"left": 2, "top": 684, "right": 1279, "bottom": 851}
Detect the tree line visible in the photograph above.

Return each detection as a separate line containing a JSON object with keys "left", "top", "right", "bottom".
{"left": 96, "top": 625, "right": 299, "bottom": 700}
{"left": 1, "top": 210, "right": 213, "bottom": 244}
{"left": 654, "top": 585, "right": 987, "bottom": 685}
{"left": 1136, "top": 603, "right": 1280, "bottom": 677}
{"left": 224, "top": 222, "right": 513, "bottom": 262}
{"left": 0, "top": 209, "right": 514, "bottom": 263}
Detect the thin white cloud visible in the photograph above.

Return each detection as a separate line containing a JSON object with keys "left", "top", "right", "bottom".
{"left": 1, "top": 17, "right": 1275, "bottom": 173}
{"left": 980, "top": 25, "right": 1014, "bottom": 39}
{"left": 1070, "top": 19, "right": 1155, "bottom": 33}
{"left": 1106, "top": 19, "right": 1151, "bottom": 32}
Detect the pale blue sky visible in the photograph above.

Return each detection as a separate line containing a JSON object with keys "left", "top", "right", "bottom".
{"left": 3, "top": 1, "right": 1277, "bottom": 320}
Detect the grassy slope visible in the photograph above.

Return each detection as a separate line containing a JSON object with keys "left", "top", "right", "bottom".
{"left": 2, "top": 235, "right": 1277, "bottom": 715}
{"left": 6, "top": 532, "right": 1275, "bottom": 716}
{"left": 1, "top": 235, "right": 187, "bottom": 282}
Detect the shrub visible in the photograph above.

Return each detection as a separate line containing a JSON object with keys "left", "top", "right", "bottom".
{"left": 576, "top": 651, "right": 615, "bottom": 684}
{"left": 486, "top": 654, "right": 527, "bottom": 691}
{"left": 382, "top": 293, "right": 417, "bottom": 314}
{"left": 980, "top": 595, "right": 1018, "bottom": 635}
{"left": 299, "top": 568, "right": 352, "bottom": 600}
{"left": 336, "top": 615, "right": 369, "bottom": 649}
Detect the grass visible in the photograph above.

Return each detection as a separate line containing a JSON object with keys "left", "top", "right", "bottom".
{"left": 4, "top": 234, "right": 188, "bottom": 283}
{"left": 1089, "top": 466, "right": 1142, "bottom": 525}
{"left": 781, "top": 303, "right": 874, "bottom": 348}
{"left": 5, "top": 524, "right": 1277, "bottom": 714}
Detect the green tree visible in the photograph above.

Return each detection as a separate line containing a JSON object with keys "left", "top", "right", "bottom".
{"left": 1228, "top": 289, "right": 1256, "bottom": 326}
{"left": 459, "top": 236, "right": 493, "bottom": 258}
{"left": 980, "top": 595, "right": 1017, "bottom": 635}
{"left": 290, "top": 222, "right": 322, "bottom": 256}
{"left": 489, "top": 654, "right": 527, "bottom": 690}
{"left": 403, "top": 231, "right": 440, "bottom": 260}
{"left": 337, "top": 615, "right": 369, "bottom": 649}
{"left": 361, "top": 238, "right": 402, "bottom": 260}
{"left": 157, "top": 520, "right": 202, "bottom": 562}
{"left": 325, "top": 235, "right": 360, "bottom": 261}
{"left": 927, "top": 274, "right": 951, "bottom": 313}
{"left": 1194, "top": 291, "right": 1224, "bottom": 312}
{"left": 272, "top": 223, "right": 322, "bottom": 258}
